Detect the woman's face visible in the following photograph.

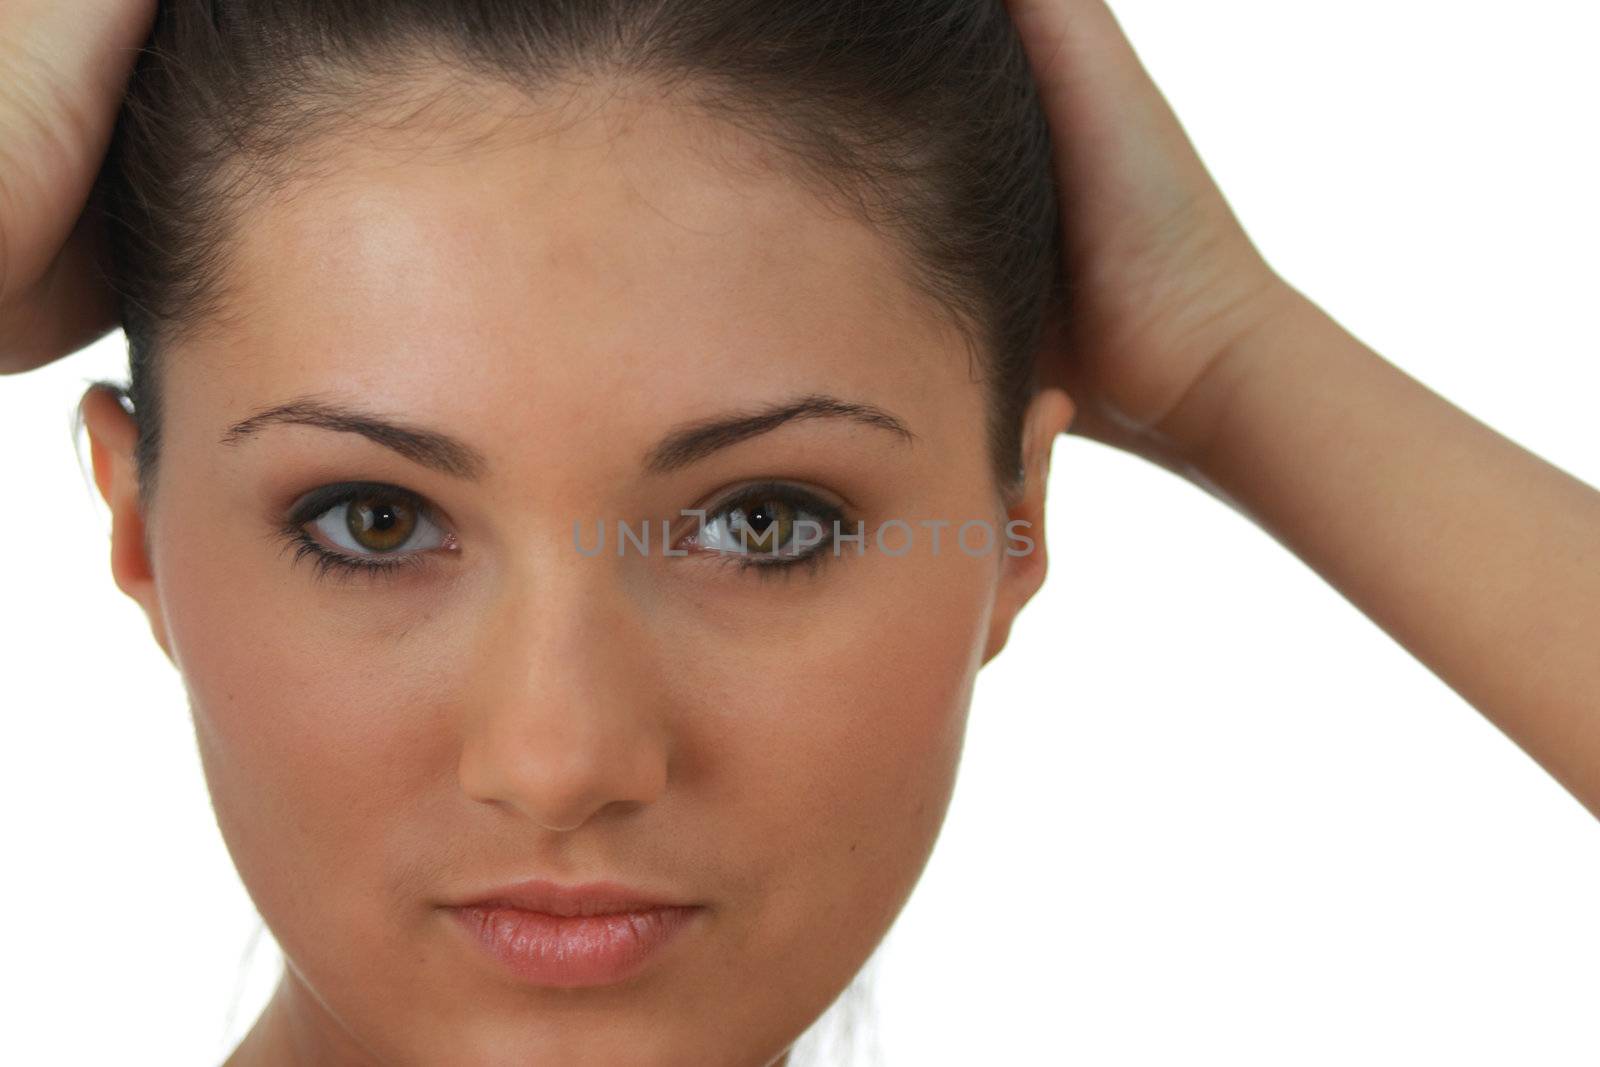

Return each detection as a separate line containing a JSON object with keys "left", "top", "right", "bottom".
{"left": 87, "top": 78, "right": 1068, "bottom": 1066}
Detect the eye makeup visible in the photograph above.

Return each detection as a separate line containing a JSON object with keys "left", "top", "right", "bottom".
{"left": 676, "top": 480, "right": 850, "bottom": 580}
{"left": 277, "top": 481, "right": 455, "bottom": 585}
{"left": 275, "top": 478, "right": 856, "bottom": 587}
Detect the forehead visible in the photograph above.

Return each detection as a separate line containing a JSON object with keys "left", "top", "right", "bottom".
{"left": 169, "top": 76, "right": 977, "bottom": 479}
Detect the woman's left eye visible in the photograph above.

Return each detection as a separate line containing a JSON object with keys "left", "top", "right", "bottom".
{"left": 679, "top": 482, "right": 847, "bottom": 578}
{"left": 280, "top": 482, "right": 454, "bottom": 583}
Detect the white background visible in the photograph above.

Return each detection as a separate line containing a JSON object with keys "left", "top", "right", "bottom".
{"left": 3, "top": 1, "right": 1597, "bottom": 1063}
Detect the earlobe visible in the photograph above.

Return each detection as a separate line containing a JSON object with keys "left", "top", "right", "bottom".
{"left": 981, "top": 387, "right": 1075, "bottom": 665}
{"left": 79, "top": 385, "right": 172, "bottom": 661}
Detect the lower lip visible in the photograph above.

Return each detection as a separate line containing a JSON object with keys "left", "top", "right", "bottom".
{"left": 448, "top": 903, "right": 704, "bottom": 988}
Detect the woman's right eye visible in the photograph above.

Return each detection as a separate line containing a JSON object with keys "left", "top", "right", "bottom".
{"left": 280, "top": 482, "right": 455, "bottom": 583}
{"left": 307, "top": 492, "right": 448, "bottom": 557}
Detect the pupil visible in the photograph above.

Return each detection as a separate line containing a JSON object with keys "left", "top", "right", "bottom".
{"left": 737, "top": 499, "right": 793, "bottom": 553}
{"left": 346, "top": 496, "right": 414, "bottom": 552}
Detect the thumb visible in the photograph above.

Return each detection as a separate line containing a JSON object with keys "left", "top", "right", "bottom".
{"left": 1002, "top": 0, "right": 1237, "bottom": 251}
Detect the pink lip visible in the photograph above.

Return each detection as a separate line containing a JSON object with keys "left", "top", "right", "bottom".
{"left": 445, "top": 879, "right": 705, "bottom": 987}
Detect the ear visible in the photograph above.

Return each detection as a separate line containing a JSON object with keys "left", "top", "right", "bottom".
{"left": 79, "top": 385, "right": 172, "bottom": 662}
{"left": 981, "top": 387, "right": 1074, "bottom": 666}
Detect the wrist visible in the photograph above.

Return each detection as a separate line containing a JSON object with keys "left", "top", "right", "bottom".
{"left": 1153, "top": 279, "right": 1319, "bottom": 468}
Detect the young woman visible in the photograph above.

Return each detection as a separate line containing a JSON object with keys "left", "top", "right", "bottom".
{"left": 3, "top": 1, "right": 1595, "bottom": 1064}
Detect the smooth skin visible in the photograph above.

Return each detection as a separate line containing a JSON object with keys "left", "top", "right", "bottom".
{"left": 0, "top": 0, "right": 154, "bottom": 371}
{"left": 4, "top": 0, "right": 1597, "bottom": 1062}
{"left": 1001, "top": 0, "right": 1600, "bottom": 819}
{"left": 76, "top": 73, "right": 1073, "bottom": 1064}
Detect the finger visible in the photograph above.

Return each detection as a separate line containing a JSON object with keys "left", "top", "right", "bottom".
{"left": 1003, "top": 0, "right": 1155, "bottom": 121}
{"left": 1002, "top": 0, "right": 1237, "bottom": 242}
{"left": 0, "top": 205, "right": 119, "bottom": 374}
{"left": 0, "top": 0, "right": 153, "bottom": 370}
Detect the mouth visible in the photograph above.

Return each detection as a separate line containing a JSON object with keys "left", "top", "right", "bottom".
{"left": 443, "top": 879, "right": 706, "bottom": 988}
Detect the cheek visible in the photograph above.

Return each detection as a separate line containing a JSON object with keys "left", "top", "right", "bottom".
{"left": 672, "top": 549, "right": 994, "bottom": 1000}
{"left": 152, "top": 482, "right": 997, "bottom": 1043}
{"left": 153, "top": 515, "right": 453, "bottom": 939}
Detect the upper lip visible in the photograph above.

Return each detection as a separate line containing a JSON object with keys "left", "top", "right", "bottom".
{"left": 450, "top": 879, "right": 696, "bottom": 918}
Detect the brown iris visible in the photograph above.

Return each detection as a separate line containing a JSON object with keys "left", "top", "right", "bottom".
{"left": 345, "top": 492, "right": 417, "bottom": 553}
{"left": 729, "top": 496, "right": 797, "bottom": 553}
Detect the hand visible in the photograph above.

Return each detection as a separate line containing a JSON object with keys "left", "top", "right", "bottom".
{"left": 1006, "top": 0, "right": 1306, "bottom": 470}
{"left": 0, "top": 0, "right": 156, "bottom": 374}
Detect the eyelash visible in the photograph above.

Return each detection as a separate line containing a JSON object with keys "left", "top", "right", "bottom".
{"left": 277, "top": 481, "right": 850, "bottom": 585}
{"left": 278, "top": 482, "right": 443, "bottom": 586}
{"left": 685, "top": 481, "right": 848, "bottom": 581}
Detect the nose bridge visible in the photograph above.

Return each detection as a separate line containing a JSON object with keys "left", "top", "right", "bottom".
{"left": 456, "top": 555, "right": 670, "bottom": 832}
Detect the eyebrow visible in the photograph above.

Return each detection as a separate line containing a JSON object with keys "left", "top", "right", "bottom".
{"left": 641, "top": 393, "right": 915, "bottom": 474}
{"left": 220, "top": 396, "right": 491, "bottom": 481}
{"left": 219, "top": 391, "right": 915, "bottom": 480}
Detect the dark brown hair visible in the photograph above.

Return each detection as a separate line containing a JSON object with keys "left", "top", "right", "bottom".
{"left": 91, "top": 0, "right": 1063, "bottom": 511}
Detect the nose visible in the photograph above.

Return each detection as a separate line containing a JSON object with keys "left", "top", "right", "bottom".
{"left": 456, "top": 565, "right": 671, "bottom": 833}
